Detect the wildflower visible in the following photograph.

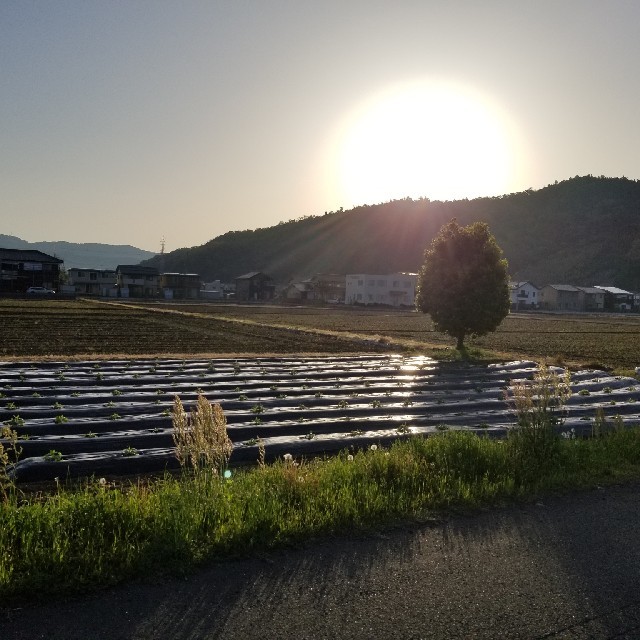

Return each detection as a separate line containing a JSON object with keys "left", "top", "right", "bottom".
{"left": 370, "top": 444, "right": 378, "bottom": 451}
{"left": 98, "top": 477, "right": 107, "bottom": 486}
{"left": 283, "top": 453, "right": 293, "bottom": 463}
{"left": 223, "top": 469, "right": 232, "bottom": 479}
{"left": 347, "top": 454, "right": 354, "bottom": 462}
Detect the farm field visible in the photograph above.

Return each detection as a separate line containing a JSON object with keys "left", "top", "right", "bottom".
{"left": 0, "top": 300, "right": 381, "bottom": 357}
{"left": 134, "top": 301, "right": 640, "bottom": 369}
{"left": 3, "top": 354, "right": 639, "bottom": 482}
{"left": 3, "top": 299, "right": 640, "bottom": 482}
{"left": 4, "top": 299, "right": 640, "bottom": 368}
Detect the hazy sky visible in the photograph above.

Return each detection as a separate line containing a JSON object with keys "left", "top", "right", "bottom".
{"left": 2, "top": 1, "right": 639, "bottom": 252}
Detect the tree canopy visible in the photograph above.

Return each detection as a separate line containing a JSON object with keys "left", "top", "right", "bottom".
{"left": 415, "top": 219, "right": 510, "bottom": 350}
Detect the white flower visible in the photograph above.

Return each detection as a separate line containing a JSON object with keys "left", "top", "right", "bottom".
{"left": 347, "top": 454, "right": 354, "bottom": 462}
{"left": 98, "top": 477, "right": 107, "bottom": 486}
{"left": 283, "top": 453, "right": 293, "bottom": 463}
{"left": 370, "top": 444, "right": 378, "bottom": 451}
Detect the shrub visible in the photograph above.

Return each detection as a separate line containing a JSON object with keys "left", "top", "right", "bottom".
{"left": 0, "top": 426, "right": 21, "bottom": 500}
{"left": 508, "top": 364, "right": 571, "bottom": 474}
{"left": 172, "top": 394, "right": 233, "bottom": 476}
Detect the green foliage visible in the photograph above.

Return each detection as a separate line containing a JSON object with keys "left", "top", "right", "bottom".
{"left": 5, "top": 426, "right": 640, "bottom": 600}
{"left": 416, "top": 219, "right": 510, "bottom": 349}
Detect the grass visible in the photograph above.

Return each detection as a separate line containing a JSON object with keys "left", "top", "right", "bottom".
{"left": 3, "top": 427, "right": 640, "bottom": 601}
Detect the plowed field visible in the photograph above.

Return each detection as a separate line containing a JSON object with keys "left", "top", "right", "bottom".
{"left": 133, "top": 302, "right": 640, "bottom": 368}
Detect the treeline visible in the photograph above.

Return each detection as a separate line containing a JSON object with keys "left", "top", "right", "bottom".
{"left": 142, "top": 176, "right": 640, "bottom": 290}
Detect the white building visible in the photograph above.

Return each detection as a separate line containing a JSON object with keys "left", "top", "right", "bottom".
{"left": 345, "top": 273, "right": 417, "bottom": 307}
{"left": 67, "top": 268, "right": 117, "bottom": 296}
{"left": 509, "top": 281, "right": 539, "bottom": 310}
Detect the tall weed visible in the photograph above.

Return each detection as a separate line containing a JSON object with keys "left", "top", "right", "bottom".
{"left": 508, "top": 363, "right": 571, "bottom": 478}
{"left": 0, "top": 426, "right": 22, "bottom": 501}
{"left": 172, "top": 395, "right": 232, "bottom": 476}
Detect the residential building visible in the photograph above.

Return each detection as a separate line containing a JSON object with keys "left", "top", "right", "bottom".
{"left": 575, "top": 287, "right": 605, "bottom": 311}
{"left": 308, "top": 273, "right": 345, "bottom": 302}
{"left": 235, "top": 272, "right": 275, "bottom": 301}
{"left": 282, "top": 273, "right": 346, "bottom": 303}
{"left": 0, "top": 248, "right": 63, "bottom": 294}
{"left": 538, "top": 284, "right": 582, "bottom": 311}
{"left": 509, "top": 281, "right": 539, "bottom": 311}
{"left": 67, "top": 268, "right": 117, "bottom": 296}
{"left": 282, "top": 280, "right": 314, "bottom": 301}
{"left": 115, "top": 265, "right": 160, "bottom": 298}
{"left": 345, "top": 273, "right": 417, "bottom": 307}
{"left": 594, "top": 286, "right": 635, "bottom": 312}
{"left": 160, "top": 273, "right": 201, "bottom": 300}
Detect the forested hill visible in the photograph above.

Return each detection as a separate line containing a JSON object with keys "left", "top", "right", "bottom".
{"left": 142, "top": 176, "right": 640, "bottom": 290}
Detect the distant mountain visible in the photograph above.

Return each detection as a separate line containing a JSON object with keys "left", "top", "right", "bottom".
{"left": 141, "top": 176, "right": 640, "bottom": 291}
{"left": 0, "top": 235, "right": 156, "bottom": 270}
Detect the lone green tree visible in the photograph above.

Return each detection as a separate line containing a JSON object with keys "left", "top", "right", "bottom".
{"left": 416, "top": 219, "right": 510, "bottom": 350}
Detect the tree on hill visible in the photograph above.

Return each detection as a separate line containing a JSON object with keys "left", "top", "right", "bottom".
{"left": 415, "top": 220, "right": 510, "bottom": 350}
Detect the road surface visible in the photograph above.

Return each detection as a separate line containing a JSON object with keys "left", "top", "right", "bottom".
{"left": 2, "top": 482, "right": 640, "bottom": 639}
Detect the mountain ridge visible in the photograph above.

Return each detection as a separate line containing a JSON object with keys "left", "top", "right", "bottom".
{"left": 142, "top": 176, "right": 640, "bottom": 290}
{"left": 0, "top": 235, "right": 156, "bottom": 270}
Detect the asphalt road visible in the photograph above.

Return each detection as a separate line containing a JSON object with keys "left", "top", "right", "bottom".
{"left": 3, "top": 482, "right": 640, "bottom": 640}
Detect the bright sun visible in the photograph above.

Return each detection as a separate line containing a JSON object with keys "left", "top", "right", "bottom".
{"left": 333, "top": 81, "right": 518, "bottom": 206}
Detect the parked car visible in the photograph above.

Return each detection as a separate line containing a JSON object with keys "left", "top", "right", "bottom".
{"left": 26, "top": 286, "right": 55, "bottom": 295}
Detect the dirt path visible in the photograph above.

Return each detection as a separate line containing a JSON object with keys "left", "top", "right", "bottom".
{"left": 3, "top": 482, "right": 640, "bottom": 639}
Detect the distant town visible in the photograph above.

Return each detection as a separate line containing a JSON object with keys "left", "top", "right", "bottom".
{"left": 1, "top": 247, "right": 639, "bottom": 313}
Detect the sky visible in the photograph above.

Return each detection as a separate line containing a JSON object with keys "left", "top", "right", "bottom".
{"left": 1, "top": 1, "right": 639, "bottom": 253}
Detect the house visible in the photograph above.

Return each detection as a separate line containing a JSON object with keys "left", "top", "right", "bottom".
{"left": 159, "top": 273, "right": 201, "bottom": 300}
{"left": 0, "top": 248, "right": 63, "bottom": 294}
{"left": 234, "top": 272, "right": 275, "bottom": 301}
{"left": 575, "top": 286, "right": 605, "bottom": 311}
{"left": 115, "top": 265, "right": 160, "bottom": 298}
{"left": 345, "top": 273, "right": 417, "bottom": 307}
{"left": 538, "top": 284, "right": 582, "bottom": 311}
{"left": 282, "top": 280, "right": 314, "bottom": 301}
{"left": 67, "top": 268, "right": 117, "bottom": 296}
{"left": 282, "top": 274, "right": 346, "bottom": 303}
{"left": 308, "top": 273, "right": 346, "bottom": 302}
{"left": 201, "top": 280, "right": 235, "bottom": 300}
{"left": 594, "top": 286, "right": 635, "bottom": 312}
{"left": 509, "top": 281, "right": 539, "bottom": 311}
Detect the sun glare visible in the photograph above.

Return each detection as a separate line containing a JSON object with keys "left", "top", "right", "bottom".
{"left": 333, "top": 81, "right": 519, "bottom": 206}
